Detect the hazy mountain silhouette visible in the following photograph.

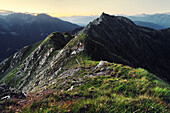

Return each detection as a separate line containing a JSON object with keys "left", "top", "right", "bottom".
{"left": 0, "top": 13, "right": 79, "bottom": 62}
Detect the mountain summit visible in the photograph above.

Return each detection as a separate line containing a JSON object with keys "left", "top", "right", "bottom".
{"left": 0, "top": 13, "right": 169, "bottom": 112}
{"left": 0, "top": 12, "right": 170, "bottom": 91}
{"left": 82, "top": 13, "right": 170, "bottom": 81}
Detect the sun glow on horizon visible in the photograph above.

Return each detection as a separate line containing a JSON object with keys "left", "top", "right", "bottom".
{"left": 0, "top": 0, "right": 170, "bottom": 17}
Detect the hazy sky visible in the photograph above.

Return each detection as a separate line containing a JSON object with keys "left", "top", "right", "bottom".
{"left": 0, "top": 0, "right": 170, "bottom": 17}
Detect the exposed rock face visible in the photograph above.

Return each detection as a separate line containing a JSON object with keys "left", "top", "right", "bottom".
{"left": 82, "top": 12, "right": 170, "bottom": 81}
{"left": 0, "top": 84, "right": 26, "bottom": 99}
{"left": 0, "top": 13, "right": 170, "bottom": 94}
{"left": 0, "top": 13, "right": 79, "bottom": 62}
{"left": 0, "top": 32, "right": 75, "bottom": 92}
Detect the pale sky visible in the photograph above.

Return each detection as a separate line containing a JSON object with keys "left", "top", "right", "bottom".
{"left": 0, "top": 0, "right": 170, "bottom": 17}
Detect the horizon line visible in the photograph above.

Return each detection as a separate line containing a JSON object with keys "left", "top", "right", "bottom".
{"left": 0, "top": 9, "right": 170, "bottom": 17}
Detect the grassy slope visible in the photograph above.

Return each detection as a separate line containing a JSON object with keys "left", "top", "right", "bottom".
{"left": 0, "top": 40, "right": 42, "bottom": 84}
{"left": 0, "top": 34, "right": 169, "bottom": 112}
{"left": 0, "top": 32, "right": 72, "bottom": 88}
{"left": 1, "top": 59, "right": 169, "bottom": 113}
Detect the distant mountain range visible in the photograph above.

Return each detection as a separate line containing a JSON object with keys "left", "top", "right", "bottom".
{"left": 60, "top": 15, "right": 99, "bottom": 26}
{"left": 0, "top": 13, "right": 79, "bottom": 62}
{"left": 133, "top": 21, "right": 165, "bottom": 30}
{"left": 128, "top": 13, "right": 170, "bottom": 28}
{"left": 1, "top": 12, "right": 170, "bottom": 91}
{"left": 59, "top": 13, "right": 170, "bottom": 29}
{"left": 0, "top": 13, "right": 169, "bottom": 112}
{"left": 0, "top": 11, "right": 170, "bottom": 63}
{"left": 0, "top": 10, "right": 14, "bottom": 16}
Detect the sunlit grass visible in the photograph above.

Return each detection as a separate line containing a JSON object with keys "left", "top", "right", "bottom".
{"left": 1, "top": 60, "right": 169, "bottom": 113}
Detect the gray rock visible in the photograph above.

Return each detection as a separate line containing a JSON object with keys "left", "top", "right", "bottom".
{"left": 106, "top": 67, "right": 110, "bottom": 70}
{"left": 85, "top": 75, "right": 94, "bottom": 78}
{"left": 94, "top": 61, "right": 108, "bottom": 70}
{"left": 1, "top": 95, "right": 10, "bottom": 100}
{"left": 67, "top": 86, "right": 74, "bottom": 91}
{"left": 100, "top": 68, "right": 105, "bottom": 71}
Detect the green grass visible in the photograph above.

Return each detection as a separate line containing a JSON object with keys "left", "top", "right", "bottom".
{"left": 40, "top": 34, "right": 52, "bottom": 46}
{"left": 0, "top": 33, "right": 169, "bottom": 112}
{"left": 1, "top": 60, "right": 169, "bottom": 113}
{"left": 0, "top": 40, "right": 42, "bottom": 82}
{"left": 4, "top": 68, "right": 18, "bottom": 86}
{"left": 21, "top": 40, "right": 43, "bottom": 62}
{"left": 66, "top": 34, "right": 86, "bottom": 50}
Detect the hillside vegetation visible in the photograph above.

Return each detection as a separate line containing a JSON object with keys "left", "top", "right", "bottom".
{"left": 0, "top": 13, "right": 169, "bottom": 113}
{"left": 0, "top": 59, "right": 169, "bottom": 112}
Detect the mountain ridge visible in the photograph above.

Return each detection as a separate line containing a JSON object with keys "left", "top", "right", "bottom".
{"left": 0, "top": 13, "right": 79, "bottom": 62}
{"left": 81, "top": 12, "right": 170, "bottom": 81}
{"left": 1, "top": 12, "right": 170, "bottom": 91}
{"left": 0, "top": 13, "right": 169, "bottom": 112}
{"left": 59, "top": 13, "right": 170, "bottom": 29}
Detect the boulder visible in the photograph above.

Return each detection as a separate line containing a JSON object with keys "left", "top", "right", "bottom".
{"left": 94, "top": 61, "right": 108, "bottom": 70}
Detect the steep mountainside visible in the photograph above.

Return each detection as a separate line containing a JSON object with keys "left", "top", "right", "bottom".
{"left": 0, "top": 13, "right": 169, "bottom": 112}
{"left": 0, "top": 13, "right": 79, "bottom": 62}
{"left": 0, "top": 32, "right": 74, "bottom": 92}
{"left": 81, "top": 13, "right": 170, "bottom": 81}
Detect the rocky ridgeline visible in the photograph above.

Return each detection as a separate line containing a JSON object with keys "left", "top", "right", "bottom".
{"left": 0, "top": 13, "right": 80, "bottom": 62}
{"left": 81, "top": 12, "right": 170, "bottom": 81}
{"left": 0, "top": 13, "right": 170, "bottom": 95}
{"left": 0, "top": 13, "right": 169, "bottom": 112}
{"left": 0, "top": 32, "right": 77, "bottom": 92}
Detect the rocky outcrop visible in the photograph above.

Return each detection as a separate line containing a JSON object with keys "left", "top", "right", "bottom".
{"left": 81, "top": 13, "right": 170, "bottom": 81}
{"left": 0, "top": 13, "right": 80, "bottom": 62}
{"left": 0, "top": 84, "right": 26, "bottom": 100}
{"left": 0, "top": 32, "right": 74, "bottom": 92}
{"left": 0, "top": 13, "right": 170, "bottom": 94}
